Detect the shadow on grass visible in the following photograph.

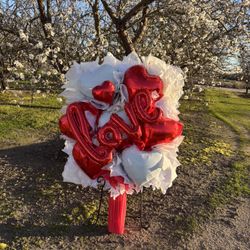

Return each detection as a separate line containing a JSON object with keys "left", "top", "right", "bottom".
{"left": 0, "top": 138, "right": 112, "bottom": 239}
{"left": 0, "top": 102, "right": 61, "bottom": 110}
{"left": 0, "top": 223, "right": 108, "bottom": 240}
{"left": 0, "top": 137, "right": 65, "bottom": 187}
{"left": 238, "top": 93, "right": 250, "bottom": 99}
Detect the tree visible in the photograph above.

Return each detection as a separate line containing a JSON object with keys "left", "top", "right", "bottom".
{"left": 239, "top": 44, "right": 250, "bottom": 94}
{"left": 0, "top": 0, "right": 248, "bottom": 91}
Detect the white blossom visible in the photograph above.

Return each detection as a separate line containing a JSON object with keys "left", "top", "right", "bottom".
{"left": 19, "top": 29, "right": 29, "bottom": 42}
{"left": 62, "top": 66, "right": 69, "bottom": 71}
{"left": 29, "top": 54, "right": 34, "bottom": 60}
{"left": 37, "top": 54, "right": 47, "bottom": 64}
{"left": 14, "top": 60, "right": 24, "bottom": 68}
{"left": 6, "top": 42, "right": 13, "bottom": 48}
{"left": 19, "top": 73, "right": 25, "bottom": 80}
{"left": 34, "top": 41, "right": 43, "bottom": 49}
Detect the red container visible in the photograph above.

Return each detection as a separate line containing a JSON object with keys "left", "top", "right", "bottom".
{"left": 108, "top": 193, "right": 127, "bottom": 234}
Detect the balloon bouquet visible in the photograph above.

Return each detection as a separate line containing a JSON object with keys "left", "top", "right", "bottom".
{"left": 59, "top": 52, "right": 184, "bottom": 234}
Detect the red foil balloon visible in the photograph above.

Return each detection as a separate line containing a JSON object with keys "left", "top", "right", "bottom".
{"left": 73, "top": 143, "right": 111, "bottom": 179}
{"left": 59, "top": 102, "right": 101, "bottom": 140}
{"left": 123, "top": 65, "right": 164, "bottom": 101}
{"left": 115, "top": 138, "right": 133, "bottom": 152}
{"left": 67, "top": 102, "right": 95, "bottom": 143}
{"left": 66, "top": 102, "right": 113, "bottom": 178}
{"left": 97, "top": 122, "right": 122, "bottom": 148}
{"left": 132, "top": 89, "right": 162, "bottom": 123}
{"left": 92, "top": 80, "right": 115, "bottom": 104}
{"left": 142, "top": 117, "right": 183, "bottom": 149}
{"left": 59, "top": 114, "right": 75, "bottom": 139}
{"left": 110, "top": 103, "right": 142, "bottom": 141}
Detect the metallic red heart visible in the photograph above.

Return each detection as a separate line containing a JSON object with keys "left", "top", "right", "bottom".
{"left": 92, "top": 81, "right": 115, "bottom": 104}
{"left": 73, "top": 143, "right": 111, "bottom": 179}
{"left": 123, "top": 65, "right": 164, "bottom": 101}
{"left": 142, "top": 118, "right": 183, "bottom": 149}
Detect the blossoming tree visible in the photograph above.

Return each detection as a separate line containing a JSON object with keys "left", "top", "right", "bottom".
{"left": 0, "top": 0, "right": 248, "bottom": 90}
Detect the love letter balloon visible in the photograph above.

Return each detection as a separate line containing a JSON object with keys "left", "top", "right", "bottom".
{"left": 59, "top": 52, "right": 185, "bottom": 235}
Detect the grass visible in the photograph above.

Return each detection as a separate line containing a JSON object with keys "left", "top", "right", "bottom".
{"left": 0, "top": 91, "right": 62, "bottom": 108}
{"left": 62, "top": 202, "right": 98, "bottom": 225}
{"left": 0, "top": 91, "right": 62, "bottom": 146}
{"left": 206, "top": 89, "right": 250, "bottom": 148}
{"left": 205, "top": 89, "right": 250, "bottom": 207}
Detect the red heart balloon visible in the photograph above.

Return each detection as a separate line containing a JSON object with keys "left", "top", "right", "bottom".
{"left": 92, "top": 81, "right": 115, "bottom": 104}
{"left": 123, "top": 65, "right": 164, "bottom": 101}
{"left": 142, "top": 118, "right": 183, "bottom": 149}
{"left": 73, "top": 143, "right": 111, "bottom": 179}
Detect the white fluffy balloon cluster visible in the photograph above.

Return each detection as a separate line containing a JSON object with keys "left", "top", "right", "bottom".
{"left": 60, "top": 52, "right": 184, "bottom": 198}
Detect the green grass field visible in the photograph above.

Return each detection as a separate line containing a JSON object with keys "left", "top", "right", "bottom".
{"left": 206, "top": 89, "right": 250, "bottom": 152}
{"left": 0, "top": 91, "right": 61, "bottom": 146}
{"left": 205, "top": 89, "right": 250, "bottom": 206}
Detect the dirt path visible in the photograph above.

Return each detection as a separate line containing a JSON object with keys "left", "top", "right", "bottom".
{"left": 185, "top": 197, "right": 250, "bottom": 250}
{"left": 184, "top": 89, "right": 250, "bottom": 250}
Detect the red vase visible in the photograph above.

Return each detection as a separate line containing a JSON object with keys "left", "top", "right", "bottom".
{"left": 108, "top": 193, "right": 127, "bottom": 234}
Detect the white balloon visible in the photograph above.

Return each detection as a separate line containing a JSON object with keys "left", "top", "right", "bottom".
{"left": 121, "top": 145, "right": 163, "bottom": 187}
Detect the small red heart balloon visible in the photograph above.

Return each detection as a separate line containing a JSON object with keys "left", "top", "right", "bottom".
{"left": 123, "top": 65, "right": 164, "bottom": 101}
{"left": 142, "top": 118, "right": 183, "bottom": 149}
{"left": 92, "top": 81, "right": 115, "bottom": 104}
{"left": 73, "top": 143, "right": 112, "bottom": 179}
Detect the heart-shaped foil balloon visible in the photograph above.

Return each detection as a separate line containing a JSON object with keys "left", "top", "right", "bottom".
{"left": 142, "top": 117, "right": 183, "bottom": 149}
{"left": 92, "top": 81, "right": 116, "bottom": 104}
{"left": 73, "top": 143, "right": 112, "bottom": 179}
{"left": 123, "top": 65, "right": 164, "bottom": 101}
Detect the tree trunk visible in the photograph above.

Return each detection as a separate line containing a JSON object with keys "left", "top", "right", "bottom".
{"left": 117, "top": 28, "right": 135, "bottom": 55}
{"left": 0, "top": 72, "right": 6, "bottom": 91}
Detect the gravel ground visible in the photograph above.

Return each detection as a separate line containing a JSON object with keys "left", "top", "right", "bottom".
{"left": 186, "top": 197, "right": 250, "bottom": 250}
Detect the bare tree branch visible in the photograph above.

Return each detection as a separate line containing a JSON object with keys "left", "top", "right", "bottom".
{"left": 101, "top": 0, "right": 155, "bottom": 55}
{"left": 121, "top": 0, "right": 154, "bottom": 24}
{"left": 46, "top": 0, "right": 52, "bottom": 23}
{"left": 132, "top": 6, "right": 148, "bottom": 44}
{"left": 100, "top": 0, "right": 118, "bottom": 23}
{"left": 101, "top": 0, "right": 134, "bottom": 55}
{"left": 88, "top": 0, "right": 102, "bottom": 58}
{"left": 37, "top": 0, "right": 49, "bottom": 37}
